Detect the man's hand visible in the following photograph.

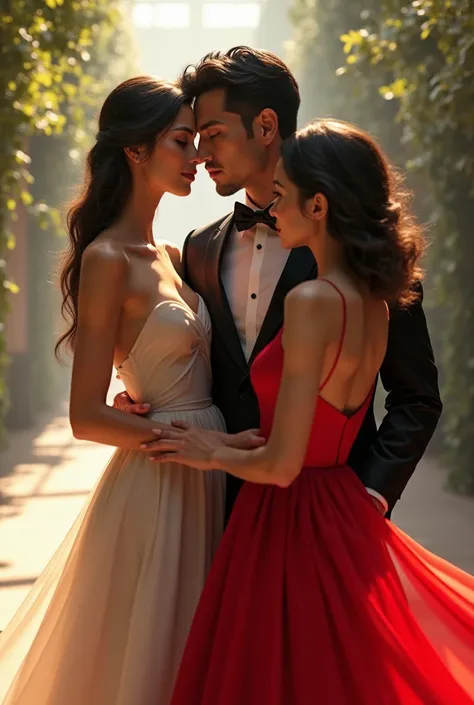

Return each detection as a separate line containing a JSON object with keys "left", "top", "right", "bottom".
{"left": 171, "top": 421, "right": 265, "bottom": 451}
{"left": 113, "top": 391, "right": 151, "bottom": 415}
{"left": 141, "top": 421, "right": 265, "bottom": 460}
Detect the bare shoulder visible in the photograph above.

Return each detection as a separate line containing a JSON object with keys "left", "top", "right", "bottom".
{"left": 282, "top": 283, "right": 338, "bottom": 352}
{"left": 285, "top": 280, "right": 344, "bottom": 317}
{"left": 81, "top": 237, "right": 130, "bottom": 284}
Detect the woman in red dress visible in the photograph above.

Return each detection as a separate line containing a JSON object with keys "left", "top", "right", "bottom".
{"left": 153, "top": 119, "right": 474, "bottom": 704}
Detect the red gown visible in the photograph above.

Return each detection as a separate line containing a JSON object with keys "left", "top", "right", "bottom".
{"left": 170, "top": 281, "right": 474, "bottom": 705}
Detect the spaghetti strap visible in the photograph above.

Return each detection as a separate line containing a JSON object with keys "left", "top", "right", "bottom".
{"left": 318, "top": 278, "right": 347, "bottom": 391}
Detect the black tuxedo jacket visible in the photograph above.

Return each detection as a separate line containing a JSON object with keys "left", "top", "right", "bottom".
{"left": 183, "top": 213, "right": 443, "bottom": 521}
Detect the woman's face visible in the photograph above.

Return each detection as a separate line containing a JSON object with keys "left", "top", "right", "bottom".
{"left": 269, "top": 159, "right": 317, "bottom": 249}
{"left": 142, "top": 104, "right": 198, "bottom": 197}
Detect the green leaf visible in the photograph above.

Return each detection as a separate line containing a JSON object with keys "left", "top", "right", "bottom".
{"left": 0, "top": 0, "right": 136, "bottom": 444}
{"left": 22, "top": 104, "right": 35, "bottom": 117}
{"left": 20, "top": 191, "right": 33, "bottom": 206}
{"left": 15, "top": 150, "right": 32, "bottom": 165}
{"left": 391, "top": 78, "right": 407, "bottom": 97}
{"left": 36, "top": 71, "right": 53, "bottom": 88}
{"left": 3, "top": 281, "right": 20, "bottom": 294}
{"left": 63, "top": 83, "right": 77, "bottom": 98}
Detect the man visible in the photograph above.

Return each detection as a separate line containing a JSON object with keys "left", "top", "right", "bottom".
{"left": 116, "top": 46, "right": 442, "bottom": 522}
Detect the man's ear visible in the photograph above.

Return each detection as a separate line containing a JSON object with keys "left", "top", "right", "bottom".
{"left": 256, "top": 108, "right": 279, "bottom": 144}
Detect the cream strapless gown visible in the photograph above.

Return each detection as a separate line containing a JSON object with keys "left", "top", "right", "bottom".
{"left": 0, "top": 295, "right": 225, "bottom": 705}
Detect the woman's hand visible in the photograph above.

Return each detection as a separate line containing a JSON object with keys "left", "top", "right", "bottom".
{"left": 144, "top": 425, "right": 227, "bottom": 470}
{"left": 142, "top": 422, "right": 265, "bottom": 469}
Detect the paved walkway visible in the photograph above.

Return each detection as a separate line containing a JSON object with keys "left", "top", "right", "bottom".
{"left": 1, "top": 390, "right": 473, "bottom": 629}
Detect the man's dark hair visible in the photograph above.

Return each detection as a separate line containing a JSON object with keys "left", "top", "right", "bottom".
{"left": 179, "top": 46, "right": 300, "bottom": 140}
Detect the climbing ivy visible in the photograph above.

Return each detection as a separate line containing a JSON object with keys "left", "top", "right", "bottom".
{"left": 343, "top": 0, "right": 474, "bottom": 493}
{"left": 0, "top": 0, "right": 134, "bottom": 441}
{"left": 290, "top": 0, "right": 474, "bottom": 492}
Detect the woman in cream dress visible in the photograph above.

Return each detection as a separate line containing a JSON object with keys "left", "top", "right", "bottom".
{"left": 0, "top": 77, "right": 259, "bottom": 705}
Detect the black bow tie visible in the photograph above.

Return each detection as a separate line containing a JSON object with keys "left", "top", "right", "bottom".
{"left": 233, "top": 201, "right": 277, "bottom": 232}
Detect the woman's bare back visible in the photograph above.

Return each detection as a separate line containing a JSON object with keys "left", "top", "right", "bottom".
{"left": 293, "top": 273, "right": 389, "bottom": 415}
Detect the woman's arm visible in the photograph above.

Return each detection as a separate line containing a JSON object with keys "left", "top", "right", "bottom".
{"left": 69, "top": 241, "right": 173, "bottom": 449}
{"left": 152, "top": 282, "right": 335, "bottom": 486}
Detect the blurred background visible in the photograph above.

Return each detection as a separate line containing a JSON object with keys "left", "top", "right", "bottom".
{"left": 0, "top": 0, "right": 473, "bottom": 625}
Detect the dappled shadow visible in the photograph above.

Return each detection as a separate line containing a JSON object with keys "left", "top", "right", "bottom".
{"left": 0, "top": 576, "right": 37, "bottom": 589}
{"left": 0, "top": 400, "right": 74, "bottom": 521}
{"left": 16, "top": 489, "right": 90, "bottom": 500}
{"left": 0, "top": 398, "right": 106, "bottom": 628}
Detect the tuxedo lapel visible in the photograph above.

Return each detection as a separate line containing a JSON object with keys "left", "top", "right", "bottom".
{"left": 205, "top": 214, "right": 248, "bottom": 372}
{"left": 249, "top": 246, "right": 317, "bottom": 366}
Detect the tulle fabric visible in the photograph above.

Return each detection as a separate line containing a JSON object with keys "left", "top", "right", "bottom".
{"left": 0, "top": 405, "right": 225, "bottom": 705}
{"left": 170, "top": 466, "right": 474, "bottom": 705}
{"left": 171, "top": 280, "right": 474, "bottom": 704}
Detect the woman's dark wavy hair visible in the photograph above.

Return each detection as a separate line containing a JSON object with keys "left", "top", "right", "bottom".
{"left": 55, "top": 76, "right": 190, "bottom": 359}
{"left": 281, "top": 119, "right": 426, "bottom": 306}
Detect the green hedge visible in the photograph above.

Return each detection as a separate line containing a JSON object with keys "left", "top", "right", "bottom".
{"left": 0, "top": 0, "right": 134, "bottom": 442}
{"left": 290, "top": 0, "right": 474, "bottom": 493}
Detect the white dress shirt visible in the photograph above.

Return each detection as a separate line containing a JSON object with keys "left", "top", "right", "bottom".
{"left": 220, "top": 194, "right": 290, "bottom": 362}
{"left": 220, "top": 194, "right": 388, "bottom": 515}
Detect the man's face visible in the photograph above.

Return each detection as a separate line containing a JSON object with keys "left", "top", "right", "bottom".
{"left": 195, "top": 88, "right": 266, "bottom": 196}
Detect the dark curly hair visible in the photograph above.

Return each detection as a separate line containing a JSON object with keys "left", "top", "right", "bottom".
{"left": 179, "top": 46, "right": 300, "bottom": 140}
{"left": 281, "top": 119, "right": 425, "bottom": 306}
{"left": 55, "top": 76, "right": 190, "bottom": 359}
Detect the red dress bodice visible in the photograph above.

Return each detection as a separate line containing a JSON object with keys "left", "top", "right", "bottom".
{"left": 250, "top": 282, "right": 374, "bottom": 469}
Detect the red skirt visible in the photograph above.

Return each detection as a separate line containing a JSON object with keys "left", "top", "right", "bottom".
{"left": 170, "top": 466, "right": 474, "bottom": 705}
